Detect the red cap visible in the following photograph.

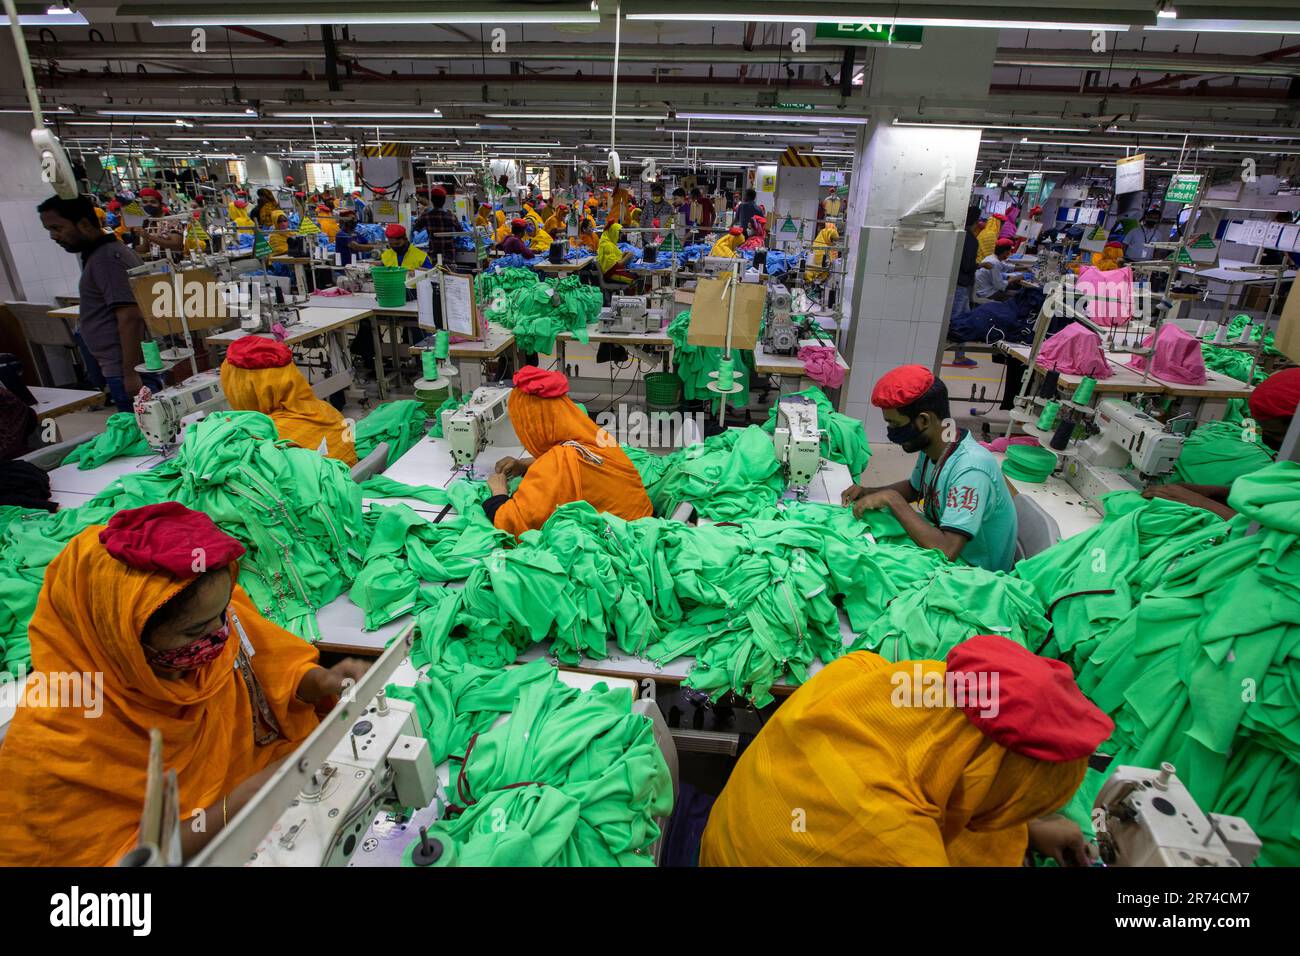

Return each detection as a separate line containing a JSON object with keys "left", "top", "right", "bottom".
{"left": 316, "top": 204, "right": 330, "bottom": 214}
{"left": 871, "top": 365, "right": 935, "bottom": 409}
{"left": 431, "top": 186, "right": 447, "bottom": 199}
{"left": 753, "top": 216, "right": 767, "bottom": 225}
{"left": 106, "top": 200, "right": 121, "bottom": 212}
{"left": 990, "top": 212, "right": 1006, "bottom": 221}
{"left": 99, "top": 502, "right": 245, "bottom": 579}
{"left": 513, "top": 365, "right": 570, "bottom": 398}
{"left": 233, "top": 199, "right": 248, "bottom": 208}
{"left": 293, "top": 191, "right": 305, "bottom": 199}
{"left": 995, "top": 237, "right": 1014, "bottom": 250}
{"left": 384, "top": 223, "right": 407, "bottom": 240}
{"left": 372, "top": 186, "right": 387, "bottom": 196}
{"left": 511, "top": 217, "right": 528, "bottom": 228}
{"left": 235, "top": 190, "right": 248, "bottom": 197}
{"left": 284, "top": 175, "right": 294, "bottom": 184}
{"left": 138, "top": 188, "right": 161, "bottom": 199}
{"left": 1249, "top": 367, "right": 1300, "bottom": 422}
{"left": 478, "top": 201, "right": 491, "bottom": 209}
{"left": 1029, "top": 205, "right": 1043, "bottom": 216}
{"left": 945, "top": 635, "right": 1113, "bottom": 761}
{"left": 729, "top": 226, "right": 743, "bottom": 236}
{"left": 1104, "top": 241, "right": 1124, "bottom": 250}
{"left": 337, "top": 207, "right": 356, "bottom": 218}
{"left": 226, "top": 335, "right": 293, "bottom": 369}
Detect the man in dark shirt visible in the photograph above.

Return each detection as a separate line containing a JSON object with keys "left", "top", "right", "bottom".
{"left": 733, "top": 188, "right": 761, "bottom": 231}
{"left": 415, "top": 186, "right": 461, "bottom": 265}
{"left": 643, "top": 183, "right": 674, "bottom": 228}
{"left": 948, "top": 206, "right": 989, "bottom": 369}
{"left": 38, "top": 193, "right": 160, "bottom": 412}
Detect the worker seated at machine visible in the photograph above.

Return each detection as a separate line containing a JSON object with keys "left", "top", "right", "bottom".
{"left": 575, "top": 215, "right": 599, "bottom": 253}
{"left": 843, "top": 365, "right": 1018, "bottom": 573}
{"left": 484, "top": 366, "right": 652, "bottom": 536}
{"left": 498, "top": 218, "right": 535, "bottom": 258}
{"left": 220, "top": 336, "right": 358, "bottom": 465}
{"left": 228, "top": 196, "right": 256, "bottom": 234}
{"left": 1145, "top": 366, "right": 1298, "bottom": 520}
{"left": 597, "top": 222, "right": 638, "bottom": 288}
{"left": 525, "top": 218, "right": 554, "bottom": 254}
{"left": 803, "top": 222, "right": 839, "bottom": 284}
{"left": 972, "top": 237, "right": 1024, "bottom": 304}
{"left": 701, "top": 634, "right": 1111, "bottom": 866}
{"left": 739, "top": 215, "right": 767, "bottom": 252}
{"left": 379, "top": 223, "right": 433, "bottom": 271}
{"left": 708, "top": 225, "right": 745, "bottom": 258}
{"left": 0, "top": 503, "right": 370, "bottom": 866}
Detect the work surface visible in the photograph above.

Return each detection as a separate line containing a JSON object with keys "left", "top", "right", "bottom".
{"left": 205, "top": 306, "right": 374, "bottom": 345}
{"left": 999, "top": 342, "right": 1254, "bottom": 400}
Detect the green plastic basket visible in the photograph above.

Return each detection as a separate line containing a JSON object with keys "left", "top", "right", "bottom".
{"left": 644, "top": 371, "right": 683, "bottom": 410}
{"left": 371, "top": 265, "right": 408, "bottom": 308}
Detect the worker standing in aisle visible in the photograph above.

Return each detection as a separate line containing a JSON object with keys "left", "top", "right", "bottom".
{"left": 0, "top": 503, "right": 370, "bottom": 865}
{"left": 700, "top": 635, "right": 1109, "bottom": 866}
{"left": 413, "top": 185, "right": 459, "bottom": 265}
{"left": 37, "top": 194, "right": 160, "bottom": 413}
{"left": 843, "top": 365, "right": 1018, "bottom": 572}
{"left": 733, "top": 187, "right": 761, "bottom": 231}
{"left": 1144, "top": 366, "right": 1299, "bottom": 519}
{"left": 949, "top": 206, "right": 993, "bottom": 369}
{"left": 485, "top": 367, "right": 653, "bottom": 536}
{"left": 804, "top": 222, "right": 839, "bottom": 284}
{"left": 219, "top": 336, "right": 358, "bottom": 464}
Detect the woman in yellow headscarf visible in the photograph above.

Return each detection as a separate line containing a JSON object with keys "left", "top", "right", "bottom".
{"left": 219, "top": 336, "right": 358, "bottom": 464}
{"left": 976, "top": 213, "right": 1004, "bottom": 260}
{"left": 493, "top": 209, "right": 510, "bottom": 245}
{"left": 485, "top": 366, "right": 653, "bottom": 536}
{"left": 597, "top": 221, "right": 636, "bottom": 286}
{"left": 804, "top": 222, "right": 840, "bottom": 283}
{"left": 526, "top": 218, "right": 554, "bottom": 254}
{"left": 0, "top": 502, "right": 368, "bottom": 865}
{"left": 228, "top": 197, "right": 256, "bottom": 234}
{"left": 474, "top": 202, "right": 493, "bottom": 231}
{"left": 575, "top": 216, "right": 600, "bottom": 253}
{"left": 701, "top": 635, "right": 1112, "bottom": 867}
{"left": 709, "top": 225, "right": 745, "bottom": 258}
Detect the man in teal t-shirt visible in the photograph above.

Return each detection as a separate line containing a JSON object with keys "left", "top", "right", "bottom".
{"left": 842, "top": 365, "right": 1018, "bottom": 572}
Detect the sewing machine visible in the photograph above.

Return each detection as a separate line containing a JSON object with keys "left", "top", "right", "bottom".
{"left": 1063, "top": 399, "right": 1183, "bottom": 512}
{"left": 772, "top": 395, "right": 821, "bottom": 493}
{"left": 1094, "top": 763, "right": 1261, "bottom": 867}
{"left": 600, "top": 295, "right": 654, "bottom": 334}
{"left": 443, "top": 385, "right": 517, "bottom": 472}
{"left": 337, "top": 263, "right": 375, "bottom": 294}
{"left": 133, "top": 370, "right": 228, "bottom": 454}
{"left": 762, "top": 282, "right": 800, "bottom": 356}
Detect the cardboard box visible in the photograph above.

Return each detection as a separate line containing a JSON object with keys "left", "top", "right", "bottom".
{"left": 686, "top": 275, "right": 764, "bottom": 350}
{"left": 1276, "top": 278, "right": 1300, "bottom": 364}
{"left": 130, "top": 268, "right": 232, "bottom": 337}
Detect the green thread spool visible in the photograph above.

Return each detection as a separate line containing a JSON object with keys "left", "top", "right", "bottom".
{"left": 715, "top": 356, "right": 735, "bottom": 390}
{"left": 1037, "top": 400, "right": 1060, "bottom": 431}
{"left": 141, "top": 340, "right": 164, "bottom": 371}
{"left": 434, "top": 329, "right": 450, "bottom": 361}
{"left": 421, "top": 349, "right": 438, "bottom": 381}
{"left": 1072, "top": 376, "right": 1096, "bottom": 405}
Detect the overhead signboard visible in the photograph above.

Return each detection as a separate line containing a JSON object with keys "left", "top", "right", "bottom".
{"left": 813, "top": 22, "right": 924, "bottom": 48}
{"left": 1115, "top": 153, "right": 1146, "bottom": 195}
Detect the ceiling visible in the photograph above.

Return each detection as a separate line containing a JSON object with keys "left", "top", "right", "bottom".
{"left": 6, "top": 1, "right": 1299, "bottom": 182}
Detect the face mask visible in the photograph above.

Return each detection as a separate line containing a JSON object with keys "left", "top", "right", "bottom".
{"left": 146, "top": 611, "right": 230, "bottom": 672}
{"left": 886, "top": 419, "right": 923, "bottom": 447}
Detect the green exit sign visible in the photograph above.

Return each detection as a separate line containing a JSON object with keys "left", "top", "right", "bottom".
{"left": 814, "top": 22, "right": 924, "bottom": 47}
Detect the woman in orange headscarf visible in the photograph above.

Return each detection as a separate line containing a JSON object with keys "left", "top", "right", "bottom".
{"left": 701, "top": 635, "right": 1112, "bottom": 867}
{"left": 484, "top": 366, "right": 653, "bottom": 536}
{"left": 220, "top": 335, "right": 357, "bottom": 465}
{"left": 0, "top": 502, "right": 368, "bottom": 865}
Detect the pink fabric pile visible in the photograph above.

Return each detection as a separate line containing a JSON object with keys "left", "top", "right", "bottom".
{"left": 798, "top": 346, "right": 845, "bottom": 389}
{"left": 978, "top": 435, "right": 1041, "bottom": 453}
{"left": 1036, "top": 324, "right": 1113, "bottom": 379}
{"left": 1075, "top": 265, "right": 1134, "bottom": 326}
{"left": 1127, "top": 323, "right": 1207, "bottom": 385}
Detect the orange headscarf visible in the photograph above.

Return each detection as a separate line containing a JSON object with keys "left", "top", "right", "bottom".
{"left": 492, "top": 385, "right": 653, "bottom": 537}
{"left": 700, "top": 651, "right": 1088, "bottom": 866}
{"left": 0, "top": 526, "right": 322, "bottom": 866}
{"left": 220, "top": 349, "right": 357, "bottom": 465}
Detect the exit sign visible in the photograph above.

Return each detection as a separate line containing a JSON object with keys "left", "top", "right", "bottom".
{"left": 813, "top": 22, "right": 924, "bottom": 47}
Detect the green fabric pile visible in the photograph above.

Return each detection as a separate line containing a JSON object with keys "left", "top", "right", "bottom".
{"left": 61, "top": 413, "right": 151, "bottom": 469}
{"left": 847, "top": 565, "right": 1050, "bottom": 662}
{"left": 479, "top": 269, "right": 601, "bottom": 355}
{"left": 353, "top": 399, "right": 429, "bottom": 466}
{"left": 623, "top": 425, "right": 785, "bottom": 520}
{"left": 88, "top": 411, "right": 368, "bottom": 642}
{"left": 758, "top": 386, "right": 872, "bottom": 479}
{"left": 1022, "top": 466, "right": 1300, "bottom": 865}
{"left": 666, "top": 309, "right": 754, "bottom": 411}
{"left": 1157, "top": 419, "right": 1274, "bottom": 487}
{"left": 1201, "top": 314, "right": 1276, "bottom": 384}
{"left": 387, "top": 659, "right": 672, "bottom": 866}
{"left": 0, "top": 503, "right": 121, "bottom": 674}
{"left": 426, "top": 394, "right": 467, "bottom": 438}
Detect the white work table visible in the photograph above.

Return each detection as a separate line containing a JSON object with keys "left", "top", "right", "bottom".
{"left": 989, "top": 450, "right": 1104, "bottom": 541}
{"left": 30, "top": 386, "right": 104, "bottom": 418}
{"left": 306, "top": 291, "right": 418, "bottom": 316}
{"left": 205, "top": 305, "right": 373, "bottom": 346}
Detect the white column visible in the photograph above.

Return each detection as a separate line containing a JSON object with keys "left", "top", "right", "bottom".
{"left": 838, "top": 28, "right": 997, "bottom": 440}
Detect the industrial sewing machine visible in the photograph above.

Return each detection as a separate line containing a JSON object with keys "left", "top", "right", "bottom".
{"left": 601, "top": 295, "right": 654, "bottom": 334}
{"left": 337, "top": 263, "right": 375, "bottom": 294}
{"left": 772, "top": 395, "right": 821, "bottom": 494}
{"left": 1062, "top": 399, "right": 1184, "bottom": 512}
{"left": 762, "top": 282, "right": 801, "bottom": 356}
{"left": 443, "top": 385, "right": 518, "bottom": 473}
{"left": 1094, "top": 763, "right": 1261, "bottom": 867}
{"left": 133, "top": 370, "right": 228, "bottom": 454}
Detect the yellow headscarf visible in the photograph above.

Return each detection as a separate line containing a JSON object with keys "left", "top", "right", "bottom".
{"left": 709, "top": 228, "right": 744, "bottom": 258}
{"left": 596, "top": 222, "right": 625, "bottom": 275}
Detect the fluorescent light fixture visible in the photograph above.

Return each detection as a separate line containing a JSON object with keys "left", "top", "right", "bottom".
{"left": 2, "top": 105, "right": 71, "bottom": 114}
{"left": 131, "top": 3, "right": 600, "bottom": 26}
{"left": 994, "top": 168, "right": 1068, "bottom": 174}
{"left": 271, "top": 110, "right": 443, "bottom": 119}
{"left": 625, "top": 12, "right": 1127, "bottom": 30}
{"left": 703, "top": 162, "right": 750, "bottom": 167}
{"left": 661, "top": 127, "right": 832, "bottom": 139}
{"left": 1146, "top": 19, "right": 1300, "bottom": 33}
{"left": 466, "top": 141, "right": 561, "bottom": 147}
{"left": 677, "top": 111, "right": 869, "bottom": 125}
{"left": 1, "top": 8, "right": 87, "bottom": 25}
{"left": 1204, "top": 145, "right": 1300, "bottom": 155}
{"left": 893, "top": 120, "right": 1090, "bottom": 133}
{"left": 1156, "top": 1, "right": 1177, "bottom": 18}
{"left": 98, "top": 109, "right": 249, "bottom": 118}
{"left": 165, "top": 136, "right": 255, "bottom": 142}
{"left": 1020, "top": 139, "right": 1182, "bottom": 151}
{"left": 484, "top": 113, "right": 666, "bottom": 120}
{"left": 339, "top": 123, "right": 479, "bottom": 130}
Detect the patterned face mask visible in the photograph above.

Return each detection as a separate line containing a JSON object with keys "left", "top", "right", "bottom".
{"left": 144, "top": 610, "right": 230, "bottom": 671}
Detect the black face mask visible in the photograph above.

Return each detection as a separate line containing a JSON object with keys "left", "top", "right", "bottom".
{"left": 886, "top": 419, "right": 923, "bottom": 448}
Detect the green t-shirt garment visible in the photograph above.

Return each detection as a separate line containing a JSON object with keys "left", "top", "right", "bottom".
{"left": 61, "top": 412, "right": 152, "bottom": 469}
{"left": 909, "top": 431, "right": 1018, "bottom": 572}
